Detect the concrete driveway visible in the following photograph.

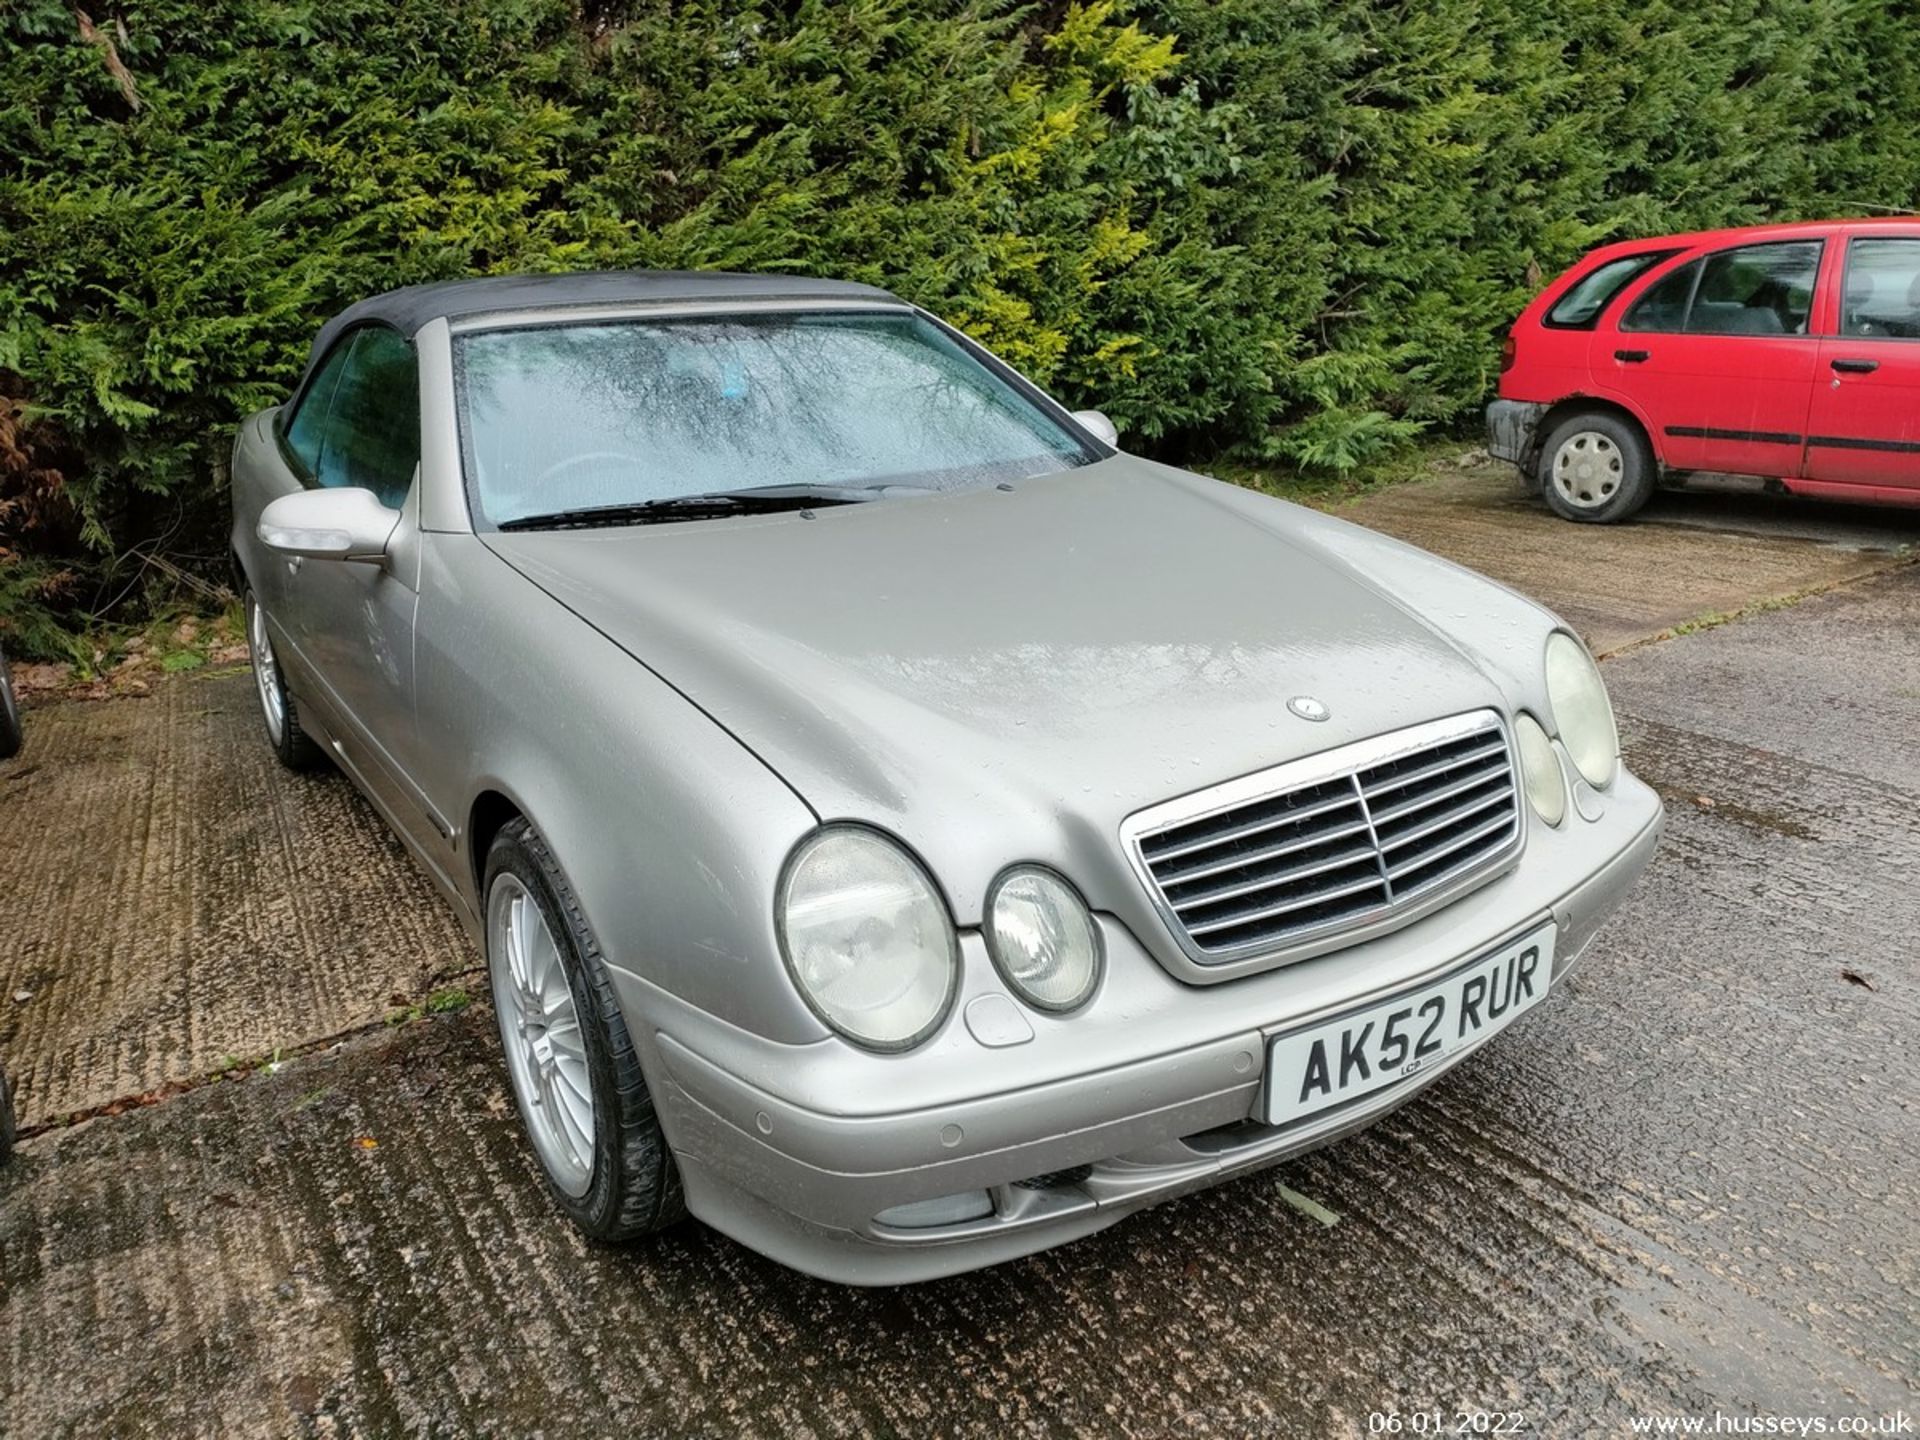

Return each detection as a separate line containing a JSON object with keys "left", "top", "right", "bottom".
{"left": 1, "top": 466, "right": 1914, "bottom": 1436}
{"left": 1341, "top": 462, "right": 1919, "bottom": 654}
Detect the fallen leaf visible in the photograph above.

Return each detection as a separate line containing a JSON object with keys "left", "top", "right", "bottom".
{"left": 12, "top": 990, "right": 30, "bottom": 1003}
{"left": 1693, "top": 795, "right": 1716, "bottom": 809}
{"left": 1274, "top": 1183, "right": 1340, "bottom": 1228}
{"left": 286, "top": 1375, "right": 322, "bottom": 1416}
{"left": 355, "top": 1136, "right": 379, "bottom": 1150}
{"left": 1840, "top": 968, "right": 1876, "bottom": 992}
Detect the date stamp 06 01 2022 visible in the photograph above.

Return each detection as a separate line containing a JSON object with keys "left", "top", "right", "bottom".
{"left": 1367, "top": 1411, "right": 1529, "bottom": 1436}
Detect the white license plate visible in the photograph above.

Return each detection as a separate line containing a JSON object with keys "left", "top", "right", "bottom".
{"left": 1264, "top": 923, "right": 1558, "bottom": 1126}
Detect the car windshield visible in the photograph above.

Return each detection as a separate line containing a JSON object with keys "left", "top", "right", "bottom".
{"left": 454, "top": 310, "right": 1098, "bottom": 527}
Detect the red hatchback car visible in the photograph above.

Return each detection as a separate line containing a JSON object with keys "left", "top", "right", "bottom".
{"left": 1489, "top": 218, "right": 1920, "bottom": 522}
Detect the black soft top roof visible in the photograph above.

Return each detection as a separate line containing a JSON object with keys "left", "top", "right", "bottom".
{"left": 306, "top": 269, "right": 900, "bottom": 369}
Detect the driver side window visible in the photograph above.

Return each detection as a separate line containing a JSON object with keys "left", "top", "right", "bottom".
{"left": 1842, "top": 238, "right": 1920, "bottom": 338}
{"left": 282, "top": 340, "right": 352, "bottom": 475}
{"left": 280, "top": 327, "right": 421, "bottom": 509}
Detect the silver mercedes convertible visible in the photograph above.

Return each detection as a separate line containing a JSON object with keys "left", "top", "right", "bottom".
{"left": 230, "top": 272, "right": 1663, "bottom": 1284}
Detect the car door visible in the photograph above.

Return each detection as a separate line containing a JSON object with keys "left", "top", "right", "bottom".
{"left": 247, "top": 340, "right": 353, "bottom": 631}
{"left": 1592, "top": 238, "right": 1826, "bottom": 479}
{"left": 274, "top": 326, "right": 446, "bottom": 860}
{"left": 1802, "top": 233, "right": 1920, "bottom": 494}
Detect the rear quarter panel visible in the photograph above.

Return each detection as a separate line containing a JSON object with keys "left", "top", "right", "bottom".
{"left": 1501, "top": 284, "right": 1593, "bottom": 405}
{"left": 1500, "top": 242, "right": 1670, "bottom": 407}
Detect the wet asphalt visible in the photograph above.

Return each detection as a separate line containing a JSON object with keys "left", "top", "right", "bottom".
{"left": 0, "top": 473, "right": 1914, "bottom": 1437}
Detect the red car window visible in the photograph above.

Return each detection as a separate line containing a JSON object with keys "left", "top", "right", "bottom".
{"left": 1686, "top": 242, "right": 1821, "bottom": 336}
{"left": 1840, "top": 237, "right": 1920, "bottom": 338}
{"left": 1619, "top": 242, "right": 1822, "bottom": 336}
{"left": 1544, "top": 251, "right": 1678, "bottom": 329}
{"left": 1619, "top": 261, "right": 1700, "bottom": 333}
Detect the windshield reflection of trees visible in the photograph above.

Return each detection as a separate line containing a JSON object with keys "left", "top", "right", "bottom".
{"left": 459, "top": 314, "right": 1087, "bottom": 521}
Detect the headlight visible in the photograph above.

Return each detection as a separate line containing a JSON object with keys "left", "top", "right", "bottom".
{"left": 1544, "top": 631, "right": 1618, "bottom": 788}
{"left": 985, "top": 867, "right": 1102, "bottom": 1012}
{"left": 1513, "top": 713, "right": 1566, "bottom": 827}
{"left": 777, "top": 827, "right": 958, "bottom": 1050}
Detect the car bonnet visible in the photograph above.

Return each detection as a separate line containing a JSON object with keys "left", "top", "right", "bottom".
{"left": 482, "top": 455, "right": 1508, "bottom": 924}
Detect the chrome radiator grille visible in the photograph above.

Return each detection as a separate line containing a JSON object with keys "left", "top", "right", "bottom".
{"left": 1124, "top": 712, "right": 1521, "bottom": 965}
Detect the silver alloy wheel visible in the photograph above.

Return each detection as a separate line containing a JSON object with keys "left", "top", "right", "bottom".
{"left": 1550, "top": 430, "right": 1624, "bottom": 510}
{"left": 488, "top": 873, "right": 596, "bottom": 1198}
{"left": 248, "top": 598, "right": 286, "bottom": 746}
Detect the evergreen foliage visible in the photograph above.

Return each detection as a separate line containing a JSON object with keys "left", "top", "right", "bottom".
{"left": 2, "top": 0, "right": 1915, "bottom": 648}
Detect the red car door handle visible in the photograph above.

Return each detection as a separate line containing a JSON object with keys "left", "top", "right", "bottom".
{"left": 1830, "top": 357, "right": 1879, "bottom": 374}
{"left": 1614, "top": 349, "right": 1649, "bottom": 363}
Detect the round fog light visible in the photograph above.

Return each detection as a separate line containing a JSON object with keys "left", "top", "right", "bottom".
{"left": 986, "top": 867, "right": 1101, "bottom": 1012}
{"left": 1515, "top": 713, "right": 1567, "bottom": 827}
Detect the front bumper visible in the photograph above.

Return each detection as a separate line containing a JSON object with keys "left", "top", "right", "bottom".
{"left": 1486, "top": 398, "right": 1551, "bottom": 469}
{"left": 625, "top": 772, "right": 1664, "bottom": 1285}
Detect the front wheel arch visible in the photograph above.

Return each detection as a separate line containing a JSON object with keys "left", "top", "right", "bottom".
{"left": 243, "top": 589, "right": 327, "bottom": 769}
{"left": 467, "top": 787, "right": 526, "bottom": 903}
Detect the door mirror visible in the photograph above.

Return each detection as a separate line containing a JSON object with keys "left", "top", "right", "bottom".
{"left": 1071, "top": 408, "right": 1119, "bottom": 448}
{"left": 259, "top": 488, "right": 400, "bottom": 563}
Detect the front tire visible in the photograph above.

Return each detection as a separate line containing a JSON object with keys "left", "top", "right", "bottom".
{"left": 484, "top": 818, "right": 685, "bottom": 1241}
{"left": 1537, "top": 411, "right": 1655, "bottom": 523}
{"left": 244, "top": 590, "right": 325, "bottom": 770}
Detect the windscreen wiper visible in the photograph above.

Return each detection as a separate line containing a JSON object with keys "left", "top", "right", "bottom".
{"left": 497, "top": 484, "right": 879, "bottom": 531}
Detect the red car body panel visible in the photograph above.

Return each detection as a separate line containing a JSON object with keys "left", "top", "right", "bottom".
{"left": 1493, "top": 218, "right": 1920, "bottom": 506}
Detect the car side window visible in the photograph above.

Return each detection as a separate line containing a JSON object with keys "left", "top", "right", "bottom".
{"left": 281, "top": 340, "right": 354, "bottom": 474}
{"left": 312, "top": 327, "right": 421, "bottom": 508}
{"left": 1685, "top": 241, "right": 1820, "bottom": 336}
{"left": 1841, "top": 238, "right": 1920, "bottom": 339}
{"left": 1619, "top": 260, "right": 1700, "bottom": 333}
{"left": 1545, "top": 251, "right": 1676, "bottom": 329}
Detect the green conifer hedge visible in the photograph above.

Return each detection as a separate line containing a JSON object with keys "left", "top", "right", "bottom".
{"left": 2, "top": 0, "right": 1915, "bottom": 649}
